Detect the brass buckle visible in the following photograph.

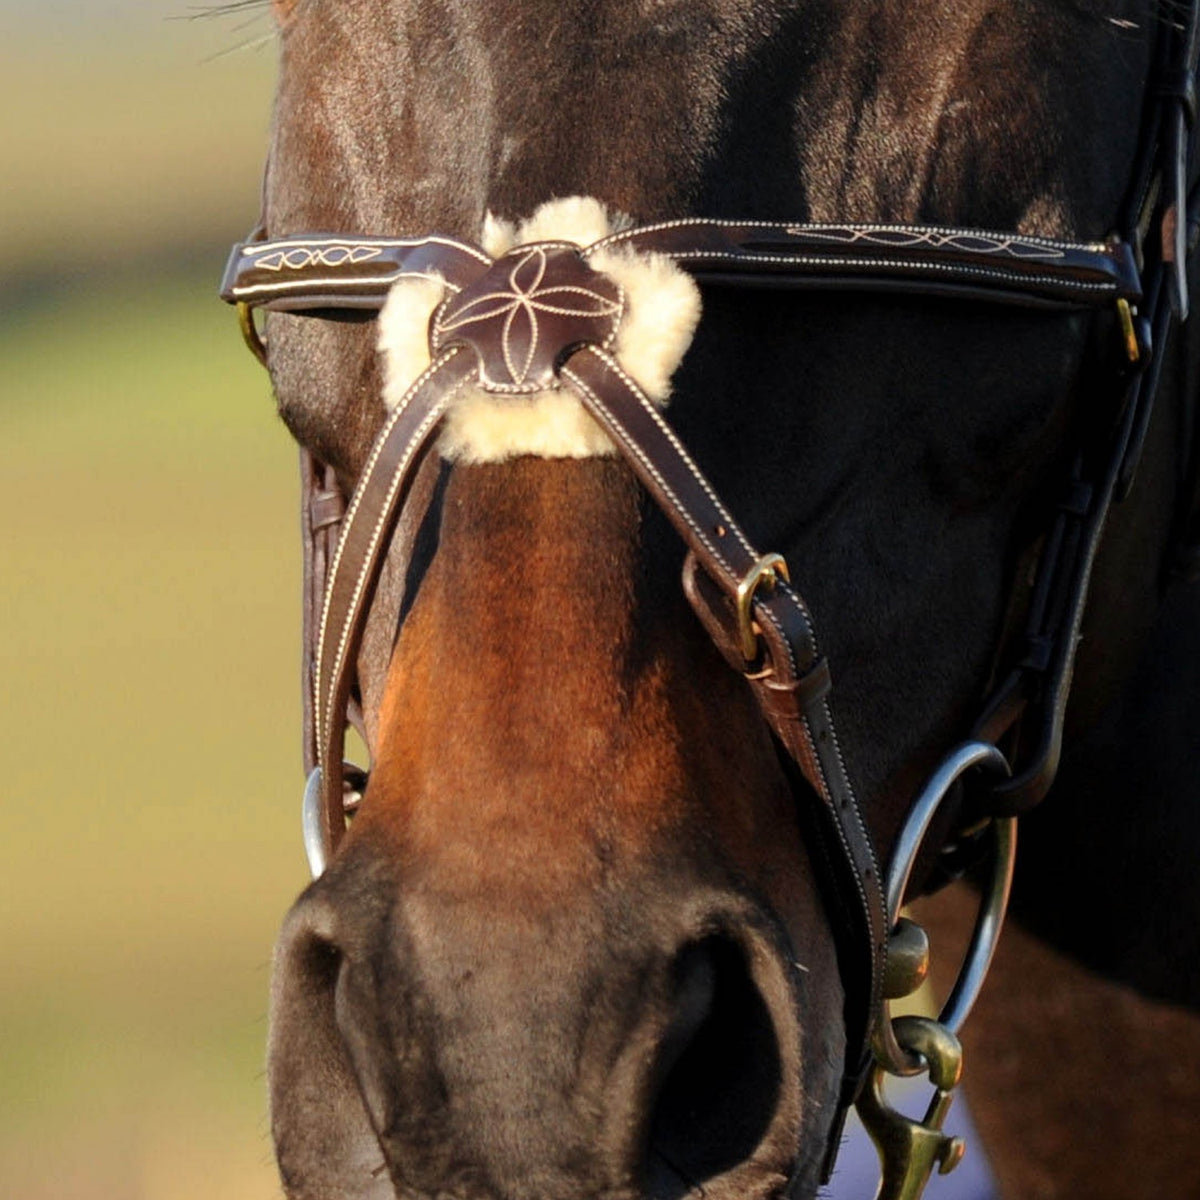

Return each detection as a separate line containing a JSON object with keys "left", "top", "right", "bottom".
{"left": 736, "top": 553, "right": 790, "bottom": 662}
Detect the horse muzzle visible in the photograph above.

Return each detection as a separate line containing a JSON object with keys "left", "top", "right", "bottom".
{"left": 267, "top": 826, "right": 844, "bottom": 1200}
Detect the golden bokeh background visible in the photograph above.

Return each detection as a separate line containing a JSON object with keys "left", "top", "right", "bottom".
{"left": 2, "top": 4, "right": 297, "bottom": 1196}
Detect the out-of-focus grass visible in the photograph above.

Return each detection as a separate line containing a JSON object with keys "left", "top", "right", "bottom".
{"left": 0, "top": 6, "right": 304, "bottom": 1193}
{"left": 1, "top": 271, "right": 302, "bottom": 1198}
{"left": 0, "top": 5, "right": 276, "bottom": 278}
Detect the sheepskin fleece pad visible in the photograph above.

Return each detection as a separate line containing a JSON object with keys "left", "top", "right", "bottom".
{"left": 377, "top": 196, "right": 702, "bottom": 463}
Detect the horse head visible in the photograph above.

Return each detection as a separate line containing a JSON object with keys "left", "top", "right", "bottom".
{"left": 229, "top": 3, "right": 1188, "bottom": 1197}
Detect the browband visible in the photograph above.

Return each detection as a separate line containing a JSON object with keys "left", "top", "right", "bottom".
{"left": 222, "top": 220, "right": 1142, "bottom": 314}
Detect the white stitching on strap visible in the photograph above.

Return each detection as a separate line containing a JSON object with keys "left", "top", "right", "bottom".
{"left": 232, "top": 270, "right": 464, "bottom": 303}
{"left": 319, "top": 372, "right": 472, "bottom": 759}
{"left": 591, "top": 218, "right": 1109, "bottom": 255}
{"left": 580, "top": 349, "right": 755, "bottom": 553}
{"left": 315, "top": 349, "right": 467, "bottom": 750}
{"left": 561, "top": 346, "right": 883, "bottom": 994}
{"left": 562, "top": 348, "right": 881, "bottom": 943}
{"left": 659, "top": 252, "right": 1117, "bottom": 293}
{"left": 818, "top": 693, "right": 881, "bottom": 900}
{"left": 560, "top": 353, "right": 750, "bottom": 584}
{"left": 801, "top": 710, "right": 879, "bottom": 982}
{"left": 247, "top": 234, "right": 492, "bottom": 263}
{"left": 564, "top": 349, "right": 820, "bottom": 640}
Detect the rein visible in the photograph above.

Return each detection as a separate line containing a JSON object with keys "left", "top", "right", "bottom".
{"left": 222, "top": 4, "right": 1200, "bottom": 1194}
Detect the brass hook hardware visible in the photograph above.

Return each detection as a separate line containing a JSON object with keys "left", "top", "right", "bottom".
{"left": 858, "top": 1015, "right": 966, "bottom": 1200}
{"left": 858, "top": 741, "right": 1017, "bottom": 1198}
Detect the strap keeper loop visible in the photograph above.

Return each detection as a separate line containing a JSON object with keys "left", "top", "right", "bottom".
{"left": 310, "top": 489, "right": 346, "bottom": 531}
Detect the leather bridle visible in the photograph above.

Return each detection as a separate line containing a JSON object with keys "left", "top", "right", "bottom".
{"left": 221, "top": 2, "right": 1200, "bottom": 1189}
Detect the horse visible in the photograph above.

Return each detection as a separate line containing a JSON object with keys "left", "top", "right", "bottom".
{"left": 220, "top": 2, "right": 1200, "bottom": 1197}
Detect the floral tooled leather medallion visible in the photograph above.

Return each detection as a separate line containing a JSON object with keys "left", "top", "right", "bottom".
{"left": 433, "top": 244, "right": 623, "bottom": 393}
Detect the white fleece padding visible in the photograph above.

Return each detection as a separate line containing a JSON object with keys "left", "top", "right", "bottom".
{"left": 378, "top": 273, "right": 440, "bottom": 403}
{"left": 480, "top": 212, "right": 518, "bottom": 259}
{"left": 590, "top": 246, "right": 704, "bottom": 409}
{"left": 378, "top": 196, "right": 702, "bottom": 463}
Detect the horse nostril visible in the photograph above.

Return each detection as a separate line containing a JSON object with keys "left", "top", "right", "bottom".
{"left": 645, "top": 936, "right": 784, "bottom": 1198}
{"left": 270, "top": 898, "right": 396, "bottom": 1200}
{"left": 276, "top": 893, "right": 348, "bottom": 1012}
{"left": 295, "top": 930, "right": 343, "bottom": 991}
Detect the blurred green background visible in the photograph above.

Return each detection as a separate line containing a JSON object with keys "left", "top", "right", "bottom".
{"left": 2, "top": 3, "right": 299, "bottom": 1196}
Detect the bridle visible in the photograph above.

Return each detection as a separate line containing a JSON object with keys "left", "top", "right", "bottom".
{"left": 221, "top": 4, "right": 1200, "bottom": 1194}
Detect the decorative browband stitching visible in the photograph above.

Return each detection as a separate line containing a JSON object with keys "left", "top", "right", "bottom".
{"left": 221, "top": 220, "right": 1142, "bottom": 313}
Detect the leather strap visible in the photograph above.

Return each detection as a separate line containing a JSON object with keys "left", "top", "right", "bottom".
{"left": 301, "top": 450, "right": 344, "bottom": 774}
{"left": 222, "top": 223, "right": 1141, "bottom": 315}
{"left": 222, "top": 234, "right": 491, "bottom": 311}
{"left": 963, "top": 0, "right": 1200, "bottom": 819}
{"left": 603, "top": 221, "right": 1141, "bottom": 308}
{"left": 313, "top": 348, "right": 477, "bottom": 851}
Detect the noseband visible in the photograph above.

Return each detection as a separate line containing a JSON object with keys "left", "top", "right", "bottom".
{"left": 222, "top": 4, "right": 1200, "bottom": 1192}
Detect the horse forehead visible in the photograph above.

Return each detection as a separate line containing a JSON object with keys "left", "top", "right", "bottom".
{"left": 274, "top": 0, "right": 1140, "bottom": 222}
{"left": 270, "top": 0, "right": 757, "bottom": 224}
{"left": 798, "top": 1, "right": 1151, "bottom": 226}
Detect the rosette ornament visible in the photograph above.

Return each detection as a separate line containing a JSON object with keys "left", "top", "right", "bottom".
{"left": 378, "top": 197, "right": 703, "bottom": 462}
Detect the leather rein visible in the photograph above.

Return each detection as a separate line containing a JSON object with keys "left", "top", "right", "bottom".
{"left": 221, "top": 3, "right": 1200, "bottom": 1188}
